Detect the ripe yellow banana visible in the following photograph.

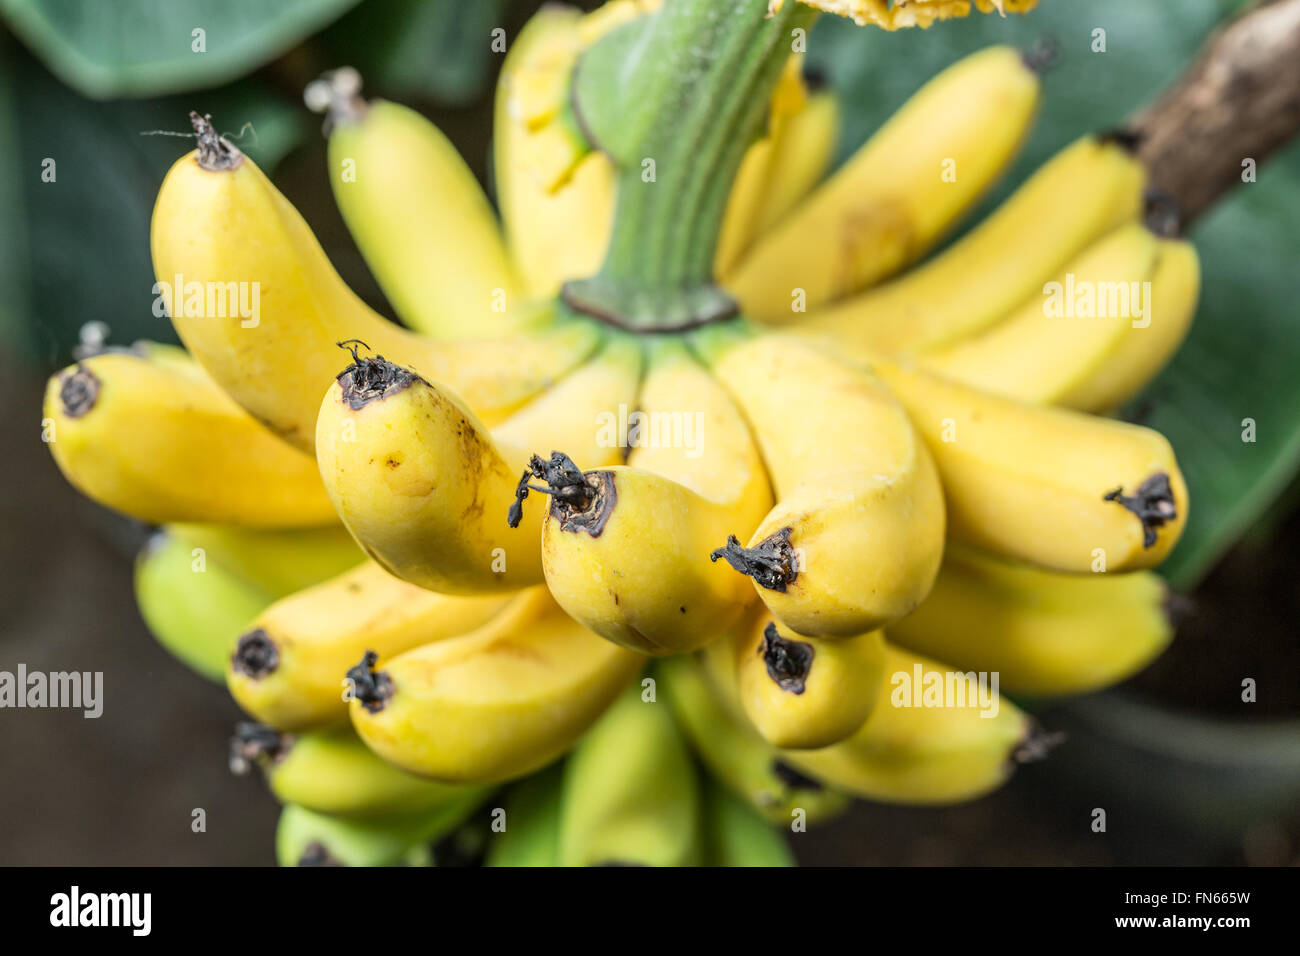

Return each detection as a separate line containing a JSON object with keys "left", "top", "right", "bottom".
{"left": 699, "top": 328, "right": 945, "bottom": 636}
{"left": 872, "top": 358, "right": 1188, "bottom": 572}
{"left": 781, "top": 644, "right": 1043, "bottom": 805}
{"left": 227, "top": 560, "right": 509, "bottom": 730}
{"left": 920, "top": 222, "right": 1160, "bottom": 406}
{"left": 135, "top": 531, "right": 272, "bottom": 682}
{"left": 658, "top": 653, "right": 849, "bottom": 825}
{"left": 348, "top": 588, "right": 644, "bottom": 783}
{"left": 558, "top": 682, "right": 701, "bottom": 867}
{"left": 151, "top": 125, "right": 601, "bottom": 452}
{"left": 726, "top": 46, "right": 1040, "bottom": 320}
{"left": 232, "top": 723, "right": 486, "bottom": 819}
{"left": 798, "top": 133, "right": 1147, "bottom": 351}
{"left": 168, "top": 522, "right": 361, "bottom": 598}
{"left": 315, "top": 336, "right": 640, "bottom": 595}
{"left": 751, "top": 86, "right": 839, "bottom": 239}
{"left": 494, "top": 5, "right": 614, "bottom": 297}
{"left": 888, "top": 544, "right": 1174, "bottom": 696}
{"left": 519, "top": 340, "right": 769, "bottom": 654}
{"left": 1064, "top": 237, "right": 1201, "bottom": 414}
{"left": 708, "top": 609, "right": 886, "bottom": 750}
{"left": 325, "top": 95, "right": 520, "bottom": 339}
{"left": 44, "top": 345, "right": 336, "bottom": 527}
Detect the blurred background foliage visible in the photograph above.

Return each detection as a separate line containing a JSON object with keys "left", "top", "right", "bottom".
{"left": 0, "top": 0, "right": 1296, "bottom": 864}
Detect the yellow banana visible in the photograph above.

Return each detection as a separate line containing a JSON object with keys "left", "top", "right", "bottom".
{"left": 232, "top": 723, "right": 485, "bottom": 819}
{"left": 1065, "top": 237, "right": 1201, "bottom": 414}
{"left": 920, "top": 222, "right": 1161, "bottom": 406}
{"left": 752, "top": 86, "right": 839, "bottom": 239}
{"left": 520, "top": 340, "right": 769, "bottom": 654}
{"left": 781, "top": 0, "right": 1039, "bottom": 30}
{"left": 726, "top": 46, "right": 1040, "bottom": 320}
{"left": 44, "top": 345, "right": 336, "bottom": 527}
{"left": 558, "top": 682, "right": 702, "bottom": 867}
{"left": 700, "top": 328, "right": 945, "bottom": 637}
{"left": 781, "top": 644, "right": 1044, "bottom": 805}
{"left": 348, "top": 588, "right": 644, "bottom": 783}
{"left": 135, "top": 531, "right": 272, "bottom": 682}
{"left": 324, "top": 93, "right": 521, "bottom": 339}
{"left": 708, "top": 609, "right": 886, "bottom": 750}
{"left": 227, "top": 560, "right": 509, "bottom": 730}
{"left": 658, "top": 653, "right": 849, "bottom": 825}
{"left": 872, "top": 358, "right": 1188, "bottom": 572}
{"left": 168, "top": 523, "right": 361, "bottom": 598}
{"left": 151, "top": 123, "right": 601, "bottom": 452}
{"left": 315, "top": 336, "right": 640, "bottom": 595}
{"left": 799, "top": 133, "right": 1147, "bottom": 351}
{"left": 888, "top": 544, "right": 1174, "bottom": 695}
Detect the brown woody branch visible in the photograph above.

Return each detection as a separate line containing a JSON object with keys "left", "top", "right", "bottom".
{"left": 1128, "top": 0, "right": 1300, "bottom": 229}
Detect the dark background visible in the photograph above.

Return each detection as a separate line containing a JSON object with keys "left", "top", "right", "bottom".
{"left": 2, "top": 0, "right": 1297, "bottom": 865}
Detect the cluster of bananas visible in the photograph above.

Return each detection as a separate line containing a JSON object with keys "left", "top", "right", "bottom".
{"left": 43, "top": 0, "right": 1195, "bottom": 866}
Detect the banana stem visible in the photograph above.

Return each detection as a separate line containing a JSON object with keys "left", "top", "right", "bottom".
{"left": 564, "top": 0, "right": 818, "bottom": 331}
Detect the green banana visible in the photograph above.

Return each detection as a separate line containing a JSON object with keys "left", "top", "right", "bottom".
{"left": 168, "top": 523, "right": 363, "bottom": 599}
{"left": 704, "top": 779, "right": 796, "bottom": 867}
{"left": 274, "top": 799, "right": 482, "bottom": 867}
{"left": 485, "top": 763, "right": 566, "bottom": 868}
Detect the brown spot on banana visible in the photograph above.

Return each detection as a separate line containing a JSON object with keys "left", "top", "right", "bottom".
{"left": 58, "top": 365, "right": 100, "bottom": 418}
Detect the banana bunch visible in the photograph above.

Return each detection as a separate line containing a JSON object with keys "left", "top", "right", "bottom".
{"left": 42, "top": 0, "right": 1197, "bottom": 866}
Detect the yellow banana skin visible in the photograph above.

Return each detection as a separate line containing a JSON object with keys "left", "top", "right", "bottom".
{"left": 558, "top": 682, "right": 702, "bottom": 867}
{"left": 1066, "top": 237, "right": 1201, "bottom": 414}
{"left": 44, "top": 346, "right": 336, "bottom": 527}
{"left": 873, "top": 358, "right": 1189, "bottom": 572}
{"left": 234, "top": 723, "right": 485, "bottom": 819}
{"left": 532, "top": 342, "right": 769, "bottom": 655}
{"left": 715, "top": 610, "right": 886, "bottom": 750}
{"left": 348, "top": 588, "right": 644, "bottom": 783}
{"left": 151, "top": 138, "right": 600, "bottom": 452}
{"left": 315, "top": 337, "right": 640, "bottom": 595}
{"left": 752, "top": 88, "right": 839, "bottom": 240}
{"left": 702, "top": 329, "right": 945, "bottom": 636}
{"left": 798, "top": 134, "right": 1147, "bottom": 351}
{"left": 888, "top": 544, "right": 1174, "bottom": 696}
{"left": 727, "top": 46, "right": 1040, "bottom": 321}
{"left": 658, "top": 654, "right": 849, "bottom": 825}
{"left": 227, "top": 561, "right": 509, "bottom": 730}
{"left": 920, "top": 222, "right": 1160, "bottom": 406}
{"left": 781, "top": 644, "right": 1038, "bottom": 805}
{"left": 168, "top": 522, "right": 361, "bottom": 599}
{"left": 328, "top": 99, "right": 520, "bottom": 340}
{"left": 135, "top": 532, "right": 272, "bottom": 682}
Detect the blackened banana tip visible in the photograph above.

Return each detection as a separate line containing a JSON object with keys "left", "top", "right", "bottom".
{"left": 59, "top": 365, "right": 100, "bottom": 419}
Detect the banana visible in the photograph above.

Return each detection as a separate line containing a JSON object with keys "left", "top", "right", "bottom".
{"left": 518, "top": 340, "right": 769, "bottom": 654}
{"left": 325, "top": 94, "right": 521, "bottom": 339}
{"left": 494, "top": 5, "right": 615, "bottom": 297}
{"left": 1064, "top": 237, "right": 1201, "bottom": 414}
{"left": 485, "top": 764, "right": 565, "bottom": 867}
{"left": 797, "top": 133, "right": 1147, "bottom": 350}
{"left": 227, "top": 560, "right": 509, "bottom": 730}
{"left": 314, "top": 336, "right": 640, "bottom": 595}
{"left": 274, "top": 799, "right": 482, "bottom": 867}
{"left": 871, "top": 358, "right": 1188, "bottom": 572}
{"left": 725, "top": 46, "right": 1040, "bottom": 321}
{"left": 348, "top": 587, "right": 644, "bottom": 783}
{"left": 919, "top": 222, "right": 1160, "bottom": 407}
{"left": 44, "top": 345, "right": 337, "bottom": 527}
{"left": 658, "top": 654, "right": 849, "bottom": 825}
{"left": 704, "top": 780, "right": 795, "bottom": 867}
{"left": 888, "top": 544, "right": 1174, "bottom": 696}
{"left": 168, "top": 523, "right": 362, "bottom": 599}
{"left": 151, "top": 123, "right": 602, "bottom": 452}
{"left": 781, "top": 644, "right": 1045, "bottom": 805}
{"left": 135, "top": 531, "right": 272, "bottom": 682}
{"left": 699, "top": 327, "right": 945, "bottom": 637}
{"left": 558, "top": 682, "right": 701, "bottom": 867}
{"left": 710, "top": 610, "right": 886, "bottom": 750}
{"left": 751, "top": 86, "right": 839, "bottom": 239}
{"left": 231, "top": 723, "right": 486, "bottom": 819}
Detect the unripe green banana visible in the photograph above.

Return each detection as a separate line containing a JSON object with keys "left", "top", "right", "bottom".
{"left": 274, "top": 799, "right": 483, "bottom": 867}
{"left": 168, "top": 523, "right": 362, "bottom": 599}
{"left": 558, "top": 682, "right": 702, "bottom": 867}
{"left": 134, "top": 531, "right": 272, "bottom": 682}
{"left": 485, "top": 763, "right": 565, "bottom": 868}
{"left": 704, "top": 780, "right": 795, "bottom": 867}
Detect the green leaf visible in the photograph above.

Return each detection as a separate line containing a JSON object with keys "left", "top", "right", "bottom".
{"left": 6, "top": 45, "right": 308, "bottom": 363}
{"left": 811, "top": 0, "right": 1300, "bottom": 588}
{"left": 0, "top": 0, "right": 360, "bottom": 98}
